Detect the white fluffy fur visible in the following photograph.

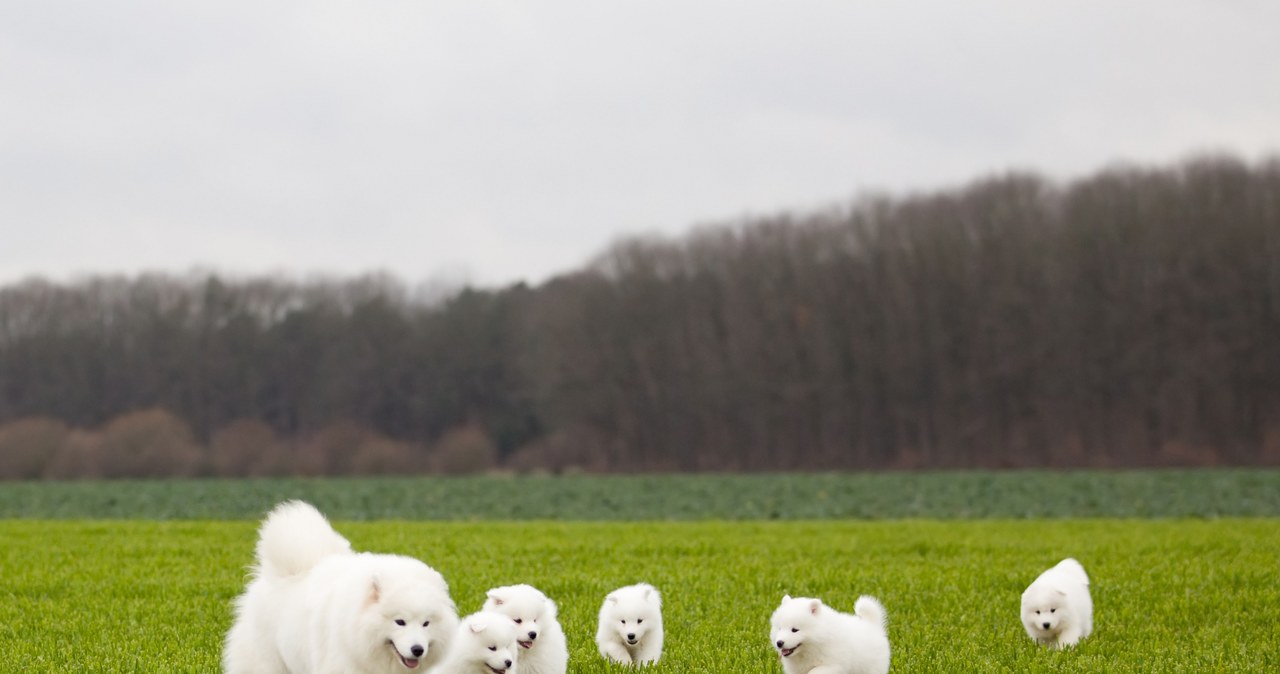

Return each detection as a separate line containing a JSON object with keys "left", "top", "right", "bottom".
{"left": 222, "top": 500, "right": 459, "bottom": 674}
{"left": 596, "top": 583, "right": 664, "bottom": 665}
{"left": 770, "top": 594, "right": 890, "bottom": 674}
{"left": 1021, "top": 557, "right": 1093, "bottom": 648}
{"left": 483, "top": 584, "right": 568, "bottom": 674}
{"left": 434, "top": 610, "right": 521, "bottom": 674}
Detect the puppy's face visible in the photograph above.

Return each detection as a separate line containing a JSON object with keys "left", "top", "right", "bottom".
{"left": 461, "top": 613, "right": 519, "bottom": 674}
{"left": 1021, "top": 585, "right": 1069, "bottom": 637}
{"left": 484, "top": 585, "right": 556, "bottom": 651}
{"left": 604, "top": 592, "right": 657, "bottom": 647}
{"left": 770, "top": 595, "right": 820, "bottom": 659}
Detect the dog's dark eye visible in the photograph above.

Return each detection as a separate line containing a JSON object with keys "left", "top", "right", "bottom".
{"left": 514, "top": 618, "right": 523, "bottom": 624}
{"left": 395, "top": 619, "right": 406, "bottom": 626}
{"left": 791, "top": 628, "right": 798, "bottom": 633}
{"left": 1034, "top": 610, "right": 1040, "bottom": 615}
{"left": 637, "top": 619, "right": 643, "bottom": 624}
{"left": 488, "top": 646, "right": 497, "bottom": 651}
{"left": 422, "top": 620, "right": 430, "bottom": 627}
{"left": 1050, "top": 608, "right": 1056, "bottom": 613}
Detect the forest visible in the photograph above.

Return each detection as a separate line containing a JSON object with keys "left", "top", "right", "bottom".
{"left": 1, "top": 154, "right": 1277, "bottom": 478}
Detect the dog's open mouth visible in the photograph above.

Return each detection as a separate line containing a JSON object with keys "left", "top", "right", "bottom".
{"left": 780, "top": 645, "right": 798, "bottom": 657}
{"left": 518, "top": 639, "right": 534, "bottom": 649}
{"left": 626, "top": 638, "right": 639, "bottom": 645}
{"left": 486, "top": 666, "right": 506, "bottom": 674}
{"left": 391, "top": 644, "right": 420, "bottom": 669}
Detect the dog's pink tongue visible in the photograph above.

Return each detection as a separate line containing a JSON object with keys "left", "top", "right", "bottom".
{"left": 401, "top": 657, "right": 419, "bottom": 669}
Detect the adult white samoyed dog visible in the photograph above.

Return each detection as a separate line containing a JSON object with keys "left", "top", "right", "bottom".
{"left": 222, "top": 500, "right": 459, "bottom": 674}
{"left": 1021, "top": 557, "right": 1093, "bottom": 648}
{"left": 483, "top": 584, "right": 569, "bottom": 674}
{"left": 770, "top": 594, "right": 890, "bottom": 674}
{"left": 596, "top": 583, "right": 664, "bottom": 665}
{"left": 434, "top": 610, "right": 521, "bottom": 674}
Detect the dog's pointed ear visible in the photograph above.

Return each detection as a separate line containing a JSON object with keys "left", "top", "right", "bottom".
{"left": 643, "top": 587, "right": 652, "bottom": 600}
{"left": 606, "top": 592, "right": 619, "bottom": 604}
{"left": 1053, "top": 587, "right": 1068, "bottom": 597}
{"left": 808, "top": 599, "right": 822, "bottom": 615}
{"left": 487, "top": 589, "right": 505, "bottom": 606}
{"left": 469, "top": 619, "right": 488, "bottom": 634}
{"left": 782, "top": 594, "right": 792, "bottom": 602}
{"left": 368, "top": 575, "right": 381, "bottom": 604}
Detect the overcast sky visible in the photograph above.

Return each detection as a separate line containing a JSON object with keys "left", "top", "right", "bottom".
{"left": 2, "top": 1, "right": 1278, "bottom": 289}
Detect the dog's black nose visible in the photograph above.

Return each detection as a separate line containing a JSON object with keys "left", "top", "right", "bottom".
{"left": 627, "top": 633, "right": 636, "bottom": 640}
{"left": 503, "top": 660, "right": 512, "bottom": 668}
{"left": 776, "top": 640, "right": 784, "bottom": 648}
{"left": 528, "top": 631, "right": 538, "bottom": 640}
{"left": 1042, "top": 623, "right": 1051, "bottom": 630}
{"left": 411, "top": 645, "right": 424, "bottom": 657}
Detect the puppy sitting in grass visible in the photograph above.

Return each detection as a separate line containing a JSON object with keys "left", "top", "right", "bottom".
{"left": 1021, "top": 557, "right": 1094, "bottom": 648}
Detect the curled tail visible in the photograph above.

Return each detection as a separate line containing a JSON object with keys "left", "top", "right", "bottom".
{"left": 854, "top": 595, "right": 887, "bottom": 631}
{"left": 254, "top": 500, "right": 352, "bottom": 579}
{"left": 1054, "top": 558, "right": 1090, "bottom": 586}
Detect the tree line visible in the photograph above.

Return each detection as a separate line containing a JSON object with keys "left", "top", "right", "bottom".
{"left": 1, "top": 154, "right": 1278, "bottom": 478}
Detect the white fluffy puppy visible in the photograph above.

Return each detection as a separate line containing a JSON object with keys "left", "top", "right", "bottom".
{"left": 483, "top": 584, "right": 569, "bottom": 674}
{"left": 596, "top": 583, "right": 663, "bottom": 665}
{"left": 223, "top": 500, "right": 458, "bottom": 674}
{"left": 434, "top": 610, "right": 521, "bottom": 674}
{"left": 1021, "top": 557, "right": 1093, "bottom": 648}
{"left": 770, "top": 594, "right": 890, "bottom": 674}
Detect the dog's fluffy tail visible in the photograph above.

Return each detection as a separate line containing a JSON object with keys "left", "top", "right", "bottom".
{"left": 854, "top": 595, "right": 887, "bottom": 631}
{"left": 1053, "top": 557, "right": 1090, "bottom": 586}
{"left": 254, "top": 500, "right": 352, "bottom": 579}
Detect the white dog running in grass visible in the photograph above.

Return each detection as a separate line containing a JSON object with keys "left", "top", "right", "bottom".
{"left": 222, "top": 500, "right": 458, "bottom": 674}
{"left": 770, "top": 594, "right": 890, "bottom": 674}
{"left": 435, "top": 611, "right": 521, "bottom": 674}
{"left": 1021, "top": 557, "right": 1093, "bottom": 648}
{"left": 483, "top": 584, "right": 568, "bottom": 674}
{"left": 596, "top": 583, "right": 664, "bottom": 665}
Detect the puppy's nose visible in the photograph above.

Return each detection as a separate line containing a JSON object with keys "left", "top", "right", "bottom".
{"left": 503, "top": 660, "right": 512, "bottom": 668}
{"left": 627, "top": 633, "right": 636, "bottom": 640}
{"left": 411, "top": 645, "right": 424, "bottom": 657}
{"left": 528, "top": 631, "right": 538, "bottom": 640}
{"left": 1042, "top": 622, "right": 1051, "bottom": 629}
{"left": 776, "top": 640, "right": 784, "bottom": 648}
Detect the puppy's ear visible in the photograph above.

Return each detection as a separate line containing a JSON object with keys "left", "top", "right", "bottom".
{"left": 782, "top": 594, "right": 792, "bottom": 602}
{"left": 368, "top": 575, "right": 381, "bottom": 605}
{"left": 469, "top": 619, "right": 488, "bottom": 634}
{"left": 487, "top": 589, "right": 505, "bottom": 606}
{"left": 808, "top": 599, "right": 822, "bottom": 615}
{"left": 606, "top": 592, "right": 619, "bottom": 604}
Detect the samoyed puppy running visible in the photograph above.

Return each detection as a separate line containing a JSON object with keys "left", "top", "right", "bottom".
{"left": 483, "top": 584, "right": 569, "bottom": 674}
{"left": 1021, "top": 557, "right": 1093, "bottom": 648}
{"left": 434, "top": 610, "right": 521, "bottom": 674}
{"left": 770, "top": 594, "right": 890, "bottom": 674}
{"left": 222, "top": 500, "right": 459, "bottom": 674}
{"left": 596, "top": 583, "right": 664, "bottom": 665}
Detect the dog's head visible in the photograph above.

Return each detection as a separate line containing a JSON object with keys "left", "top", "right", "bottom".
{"left": 484, "top": 583, "right": 558, "bottom": 651}
{"left": 770, "top": 595, "right": 825, "bottom": 659}
{"left": 458, "top": 611, "right": 519, "bottom": 674}
{"left": 1021, "top": 583, "right": 1070, "bottom": 638}
{"left": 602, "top": 583, "right": 661, "bottom": 647}
{"left": 361, "top": 557, "right": 459, "bottom": 670}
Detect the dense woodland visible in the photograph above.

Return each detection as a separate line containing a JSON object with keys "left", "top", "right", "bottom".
{"left": 1, "top": 155, "right": 1278, "bottom": 478}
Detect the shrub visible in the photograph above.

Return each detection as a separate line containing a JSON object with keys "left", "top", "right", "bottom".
{"left": 0, "top": 418, "right": 70, "bottom": 480}
{"left": 96, "top": 409, "right": 204, "bottom": 478}
{"left": 350, "top": 436, "right": 423, "bottom": 475}
{"left": 210, "top": 420, "right": 293, "bottom": 477}
{"left": 430, "top": 426, "right": 498, "bottom": 475}
{"left": 296, "top": 421, "right": 368, "bottom": 476}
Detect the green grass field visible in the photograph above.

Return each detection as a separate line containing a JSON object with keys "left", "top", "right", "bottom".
{"left": 2, "top": 471, "right": 1278, "bottom": 672}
